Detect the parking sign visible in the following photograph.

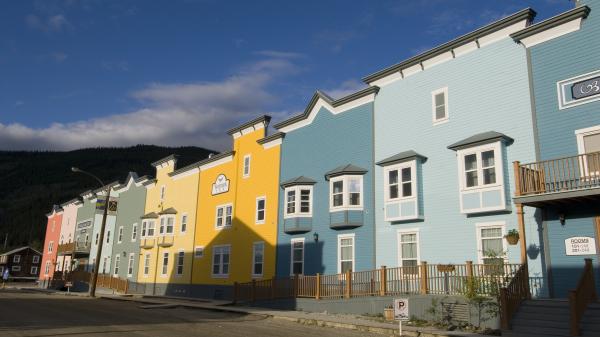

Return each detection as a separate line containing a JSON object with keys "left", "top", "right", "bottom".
{"left": 394, "top": 298, "right": 409, "bottom": 321}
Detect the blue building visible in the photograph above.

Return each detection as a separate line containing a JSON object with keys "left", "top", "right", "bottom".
{"left": 366, "top": 9, "right": 549, "bottom": 296}
{"left": 511, "top": 0, "right": 600, "bottom": 298}
{"left": 274, "top": 88, "right": 378, "bottom": 276}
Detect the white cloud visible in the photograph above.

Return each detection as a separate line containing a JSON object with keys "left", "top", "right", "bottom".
{"left": 324, "top": 79, "right": 366, "bottom": 100}
{"left": 253, "top": 50, "right": 305, "bottom": 59}
{"left": 26, "top": 14, "right": 71, "bottom": 33}
{"left": 0, "top": 58, "right": 298, "bottom": 151}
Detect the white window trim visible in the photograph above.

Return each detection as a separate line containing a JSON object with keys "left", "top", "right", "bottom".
{"left": 127, "top": 253, "right": 135, "bottom": 277}
{"left": 290, "top": 238, "right": 305, "bottom": 275}
{"left": 143, "top": 253, "right": 151, "bottom": 278}
{"left": 337, "top": 233, "right": 356, "bottom": 274}
{"left": 44, "top": 261, "right": 50, "bottom": 275}
{"left": 194, "top": 246, "right": 204, "bottom": 258}
{"left": 215, "top": 203, "right": 234, "bottom": 229}
{"left": 329, "top": 175, "right": 364, "bottom": 212}
{"left": 180, "top": 213, "right": 188, "bottom": 234}
{"left": 211, "top": 244, "right": 231, "bottom": 278}
{"left": 432, "top": 86, "right": 449, "bottom": 125}
{"left": 113, "top": 255, "right": 120, "bottom": 276}
{"left": 283, "top": 186, "right": 313, "bottom": 219}
{"left": 117, "top": 226, "right": 124, "bottom": 244}
{"left": 384, "top": 160, "right": 417, "bottom": 202}
{"left": 12, "top": 265, "right": 21, "bottom": 272}
{"left": 252, "top": 241, "right": 265, "bottom": 278}
{"left": 48, "top": 241, "right": 53, "bottom": 254}
{"left": 13, "top": 255, "right": 21, "bottom": 263}
{"left": 175, "top": 250, "right": 185, "bottom": 277}
{"left": 161, "top": 251, "right": 169, "bottom": 276}
{"left": 475, "top": 222, "right": 508, "bottom": 264}
{"left": 32, "top": 255, "right": 40, "bottom": 264}
{"left": 397, "top": 228, "right": 420, "bottom": 268}
{"left": 31, "top": 266, "right": 38, "bottom": 275}
{"left": 243, "top": 154, "right": 251, "bottom": 178}
{"left": 575, "top": 125, "right": 600, "bottom": 176}
{"left": 255, "top": 196, "right": 266, "bottom": 225}
{"left": 159, "top": 215, "right": 176, "bottom": 236}
{"left": 131, "top": 223, "right": 138, "bottom": 242}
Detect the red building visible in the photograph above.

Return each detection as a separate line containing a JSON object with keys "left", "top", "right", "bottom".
{"left": 39, "top": 205, "right": 63, "bottom": 281}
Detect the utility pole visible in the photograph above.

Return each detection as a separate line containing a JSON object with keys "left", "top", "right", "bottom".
{"left": 3, "top": 233, "right": 7, "bottom": 250}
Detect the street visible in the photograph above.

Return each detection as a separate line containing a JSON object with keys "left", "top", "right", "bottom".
{"left": 0, "top": 289, "right": 384, "bottom": 337}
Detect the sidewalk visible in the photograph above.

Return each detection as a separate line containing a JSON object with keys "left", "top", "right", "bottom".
{"left": 99, "top": 294, "right": 482, "bottom": 337}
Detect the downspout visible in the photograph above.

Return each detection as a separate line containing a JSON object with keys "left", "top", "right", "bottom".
{"left": 189, "top": 169, "right": 200, "bottom": 292}
{"left": 371, "top": 98, "right": 377, "bottom": 269}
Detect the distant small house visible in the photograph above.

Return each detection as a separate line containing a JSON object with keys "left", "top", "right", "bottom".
{"left": 0, "top": 246, "right": 42, "bottom": 280}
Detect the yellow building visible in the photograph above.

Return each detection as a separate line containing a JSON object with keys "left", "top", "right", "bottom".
{"left": 192, "top": 115, "right": 283, "bottom": 298}
{"left": 136, "top": 155, "right": 201, "bottom": 296}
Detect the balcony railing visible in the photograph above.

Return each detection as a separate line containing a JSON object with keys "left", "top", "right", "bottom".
{"left": 74, "top": 241, "right": 91, "bottom": 254}
{"left": 514, "top": 152, "right": 600, "bottom": 197}
{"left": 57, "top": 242, "right": 74, "bottom": 255}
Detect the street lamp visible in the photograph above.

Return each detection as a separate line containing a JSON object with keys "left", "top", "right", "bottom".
{"left": 71, "top": 166, "right": 110, "bottom": 298}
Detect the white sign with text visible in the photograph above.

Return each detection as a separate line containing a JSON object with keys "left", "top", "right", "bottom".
{"left": 565, "top": 237, "right": 597, "bottom": 256}
{"left": 211, "top": 174, "right": 230, "bottom": 195}
{"left": 394, "top": 298, "right": 409, "bottom": 321}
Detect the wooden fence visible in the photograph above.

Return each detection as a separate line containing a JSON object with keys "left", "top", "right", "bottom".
{"left": 97, "top": 274, "right": 129, "bottom": 293}
{"left": 569, "top": 259, "right": 598, "bottom": 336}
{"left": 499, "top": 263, "right": 530, "bottom": 329}
{"left": 234, "top": 261, "right": 521, "bottom": 303}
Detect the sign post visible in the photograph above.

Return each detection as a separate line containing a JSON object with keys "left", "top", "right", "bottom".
{"left": 394, "top": 298, "right": 409, "bottom": 336}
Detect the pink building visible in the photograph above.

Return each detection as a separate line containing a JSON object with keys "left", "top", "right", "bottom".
{"left": 39, "top": 205, "right": 63, "bottom": 281}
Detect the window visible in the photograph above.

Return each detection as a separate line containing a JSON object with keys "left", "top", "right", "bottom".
{"left": 385, "top": 161, "right": 416, "bottom": 201}
{"left": 102, "top": 257, "right": 108, "bottom": 274}
{"left": 12, "top": 266, "right": 21, "bottom": 272}
{"left": 60, "top": 235, "right": 64, "bottom": 244}
{"left": 85, "top": 234, "right": 89, "bottom": 245}
{"left": 432, "top": 87, "right": 448, "bottom": 123}
{"left": 159, "top": 218, "right": 165, "bottom": 235}
{"left": 32, "top": 255, "right": 39, "bottom": 264}
{"left": 284, "top": 186, "right": 313, "bottom": 218}
{"left": 114, "top": 255, "right": 120, "bottom": 276}
{"left": 215, "top": 204, "right": 233, "bottom": 229}
{"left": 31, "top": 266, "right": 38, "bottom": 275}
{"left": 252, "top": 242, "right": 264, "bottom": 277}
{"left": 95, "top": 233, "right": 99, "bottom": 245}
{"left": 576, "top": 125, "right": 600, "bottom": 176}
{"left": 48, "top": 242, "right": 54, "bottom": 253}
{"left": 118, "top": 226, "right": 123, "bottom": 243}
{"left": 398, "top": 230, "right": 419, "bottom": 274}
{"left": 176, "top": 251, "right": 185, "bottom": 275}
{"left": 166, "top": 217, "right": 174, "bottom": 234}
{"left": 459, "top": 145, "right": 500, "bottom": 189}
{"left": 338, "top": 234, "right": 355, "bottom": 274}
{"left": 243, "top": 154, "right": 251, "bottom": 178}
{"left": 44, "top": 261, "right": 50, "bottom": 275}
{"left": 291, "top": 238, "right": 304, "bottom": 275}
{"left": 194, "top": 246, "right": 204, "bottom": 258}
{"left": 127, "top": 254, "right": 134, "bottom": 277}
{"left": 13, "top": 255, "right": 21, "bottom": 263}
{"left": 329, "top": 176, "right": 363, "bottom": 211}
{"left": 143, "top": 254, "right": 150, "bottom": 276}
{"left": 141, "top": 221, "right": 147, "bottom": 237}
{"left": 477, "top": 223, "right": 506, "bottom": 265}
{"left": 160, "top": 185, "right": 166, "bottom": 201}
{"left": 131, "top": 223, "right": 138, "bottom": 241}
{"left": 161, "top": 252, "right": 169, "bottom": 276}
{"left": 212, "top": 245, "right": 230, "bottom": 277}
{"left": 255, "top": 197, "right": 266, "bottom": 224}
{"left": 181, "top": 214, "right": 188, "bottom": 233}
{"left": 106, "top": 230, "right": 110, "bottom": 244}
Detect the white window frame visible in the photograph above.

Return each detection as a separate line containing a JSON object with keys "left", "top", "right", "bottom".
{"left": 243, "top": 154, "right": 251, "bottom": 178}
{"left": 159, "top": 215, "right": 175, "bottom": 236}
{"left": 255, "top": 196, "right": 266, "bottom": 225}
{"left": 329, "top": 175, "right": 364, "bottom": 211}
{"left": 252, "top": 241, "right": 265, "bottom": 278}
{"left": 12, "top": 265, "right": 21, "bottom": 272}
{"left": 175, "top": 250, "right": 185, "bottom": 276}
{"left": 457, "top": 142, "right": 503, "bottom": 191}
{"left": 432, "top": 87, "right": 449, "bottom": 124}
{"left": 211, "top": 244, "right": 231, "bottom": 278}
{"left": 32, "top": 255, "right": 39, "bottom": 264}
{"left": 31, "top": 266, "right": 38, "bottom": 275}
{"left": 44, "top": 261, "right": 50, "bottom": 275}
{"left": 113, "top": 255, "right": 120, "bottom": 276}
{"left": 146, "top": 220, "right": 155, "bottom": 237}
{"left": 397, "top": 228, "right": 420, "bottom": 272}
{"left": 384, "top": 161, "right": 417, "bottom": 202}
{"left": 180, "top": 213, "right": 188, "bottom": 234}
{"left": 283, "top": 186, "right": 313, "bottom": 219}
{"left": 575, "top": 125, "right": 600, "bottom": 176}
{"left": 106, "top": 230, "right": 110, "bottom": 244}
{"left": 160, "top": 185, "right": 166, "bottom": 201}
{"left": 127, "top": 253, "right": 135, "bottom": 277}
{"left": 143, "top": 253, "right": 150, "bottom": 277}
{"left": 337, "top": 234, "right": 355, "bottom": 274}
{"left": 161, "top": 251, "right": 169, "bottom": 276}
{"left": 475, "top": 222, "right": 507, "bottom": 264}
{"left": 117, "top": 226, "right": 124, "bottom": 244}
{"left": 131, "top": 223, "right": 138, "bottom": 242}
{"left": 194, "top": 246, "right": 204, "bottom": 258}
{"left": 13, "top": 255, "right": 21, "bottom": 263}
{"left": 48, "top": 242, "right": 54, "bottom": 254}
{"left": 290, "top": 238, "right": 305, "bottom": 275}
{"left": 215, "top": 203, "right": 233, "bottom": 229}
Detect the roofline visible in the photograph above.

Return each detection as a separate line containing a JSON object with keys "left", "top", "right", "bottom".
{"left": 151, "top": 154, "right": 177, "bottom": 167}
{"left": 447, "top": 133, "right": 514, "bottom": 151}
{"left": 92, "top": 181, "right": 120, "bottom": 194}
{"left": 60, "top": 198, "right": 81, "bottom": 207}
{"left": 168, "top": 151, "right": 235, "bottom": 177}
{"left": 257, "top": 132, "right": 285, "bottom": 145}
{"left": 511, "top": 5, "right": 590, "bottom": 42}
{"left": 362, "top": 8, "right": 536, "bottom": 84}
{"left": 273, "top": 86, "right": 379, "bottom": 130}
{"left": 376, "top": 152, "right": 427, "bottom": 167}
{"left": 226, "top": 115, "right": 271, "bottom": 136}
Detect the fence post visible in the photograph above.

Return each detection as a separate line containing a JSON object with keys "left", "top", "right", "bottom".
{"left": 251, "top": 279, "right": 256, "bottom": 303}
{"left": 233, "top": 282, "right": 239, "bottom": 304}
{"left": 294, "top": 274, "right": 299, "bottom": 298}
{"left": 316, "top": 273, "right": 321, "bottom": 300}
{"left": 420, "top": 261, "right": 428, "bottom": 295}
{"left": 345, "top": 270, "right": 352, "bottom": 299}
{"left": 270, "top": 278, "right": 276, "bottom": 299}
{"left": 380, "top": 266, "right": 387, "bottom": 296}
{"left": 125, "top": 279, "right": 129, "bottom": 294}
{"left": 500, "top": 287, "right": 509, "bottom": 329}
{"left": 466, "top": 260, "right": 474, "bottom": 290}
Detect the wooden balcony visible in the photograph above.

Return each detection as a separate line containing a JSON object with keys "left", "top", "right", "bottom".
{"left": 74, "top": 241, "right": 91, "bottom": 255}
{"left": 57, "top": 242, "right": 74, "bottom": 255}
{"left": 514, "top": 152, "right": 600, "bottom": 206}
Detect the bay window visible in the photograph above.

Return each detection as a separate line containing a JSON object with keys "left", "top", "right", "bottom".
{"left": 329, "top": 176, "right": 363, "bottom": 211}
{"left": 284, "top": 186, "right": 313, "bottom": 218}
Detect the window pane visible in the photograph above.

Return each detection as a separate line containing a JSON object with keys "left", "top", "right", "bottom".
{"left": 341, "top": 246, "right": 352, "bottom": 260}
{"left": 300, "top": 189, "right": 310, "bottom": 213}
{"left": 482, "top": 238, "right": 503, "bottom": 256}
{"left": 436, "top": 106, "right": 446, "bottom": 120}
{"left": 435, "top": 93, "right": 445, "bottom": 106}
{"left": 401, "top": 167, "right": 411, "bottom": 182}
{"left": 402, "top": 242, "right": 417, "bottom": 259}
{"left": 348, "top": 178, "right": 361, "bottom": 193}
{"left": 333, "top": 194, "right": 344, "bottom": 206}
{"left": 257, "top": 199, "right": 265, "bottom": 210}
{"left": 341, "top": 261, "right": 353, "bottom": 273}
{"left": 464, "top": 154, "right": 477, "bottom": 171}
{"left": 388, "top": 170, "right": 398, "bottom": 185}
{"left": 482, "top": 228, "right": 502, "bottom": 238}
{"left": 402, "top": 182, "right": 412, "bottom": 197}
{"left": 482, "top": 150, "right": 495, "bottom": 167}
{"left": 349, "top": 193, "right": 360, "bottom": 205}
{"left": 466, "top": 171, "right": 478, "bottom": 187}
{"left": 293, "top": 262, "right": 303, "bottom": 274}
{"left": 254, "top": 264, "right": 263, "bottom": 275}
{"left": 333, "top": 181, "right": 343, "bottom": 193}
{"left": 293, "top": 249, "right": 303, "bottom": 261}
{"left": 389, "top": 185, "right": 399, "bottom": 199}
{"left": 483, "top": 167, "right": 496, "bottom": 185}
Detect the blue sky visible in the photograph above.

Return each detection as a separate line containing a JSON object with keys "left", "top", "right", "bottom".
{"left": 0, "top": 0, "right": 573, "bottom": 151}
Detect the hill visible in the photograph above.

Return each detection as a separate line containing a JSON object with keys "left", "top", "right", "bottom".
{"left": 0, "top": 145, "right": 216, "bottom": 252}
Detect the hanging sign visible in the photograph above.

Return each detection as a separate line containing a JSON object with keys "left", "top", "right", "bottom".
{"left": 565, "top": 237, "right": 597, "bottom": 256}
{"left": 211, "top": 174, "right": 230, "bottom": 195}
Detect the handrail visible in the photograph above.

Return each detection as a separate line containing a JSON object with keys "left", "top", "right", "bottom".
{"left": 499, "top": 263, "right": 530, "bottom": 329}
{"left": 569, "top": 259, "right": 597, "bottom": 336}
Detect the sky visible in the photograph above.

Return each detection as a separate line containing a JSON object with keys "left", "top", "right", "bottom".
{"left": 0, "top": 0, "right": 574, "bottom": 152}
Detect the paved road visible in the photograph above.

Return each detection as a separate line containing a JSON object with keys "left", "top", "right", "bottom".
{"left": 0, "top": 290, "right": 384, "bottom": 337}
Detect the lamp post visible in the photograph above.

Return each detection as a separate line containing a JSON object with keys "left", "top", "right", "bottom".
{"left": 71, "top": 167, "right": 110, "bottom": 298}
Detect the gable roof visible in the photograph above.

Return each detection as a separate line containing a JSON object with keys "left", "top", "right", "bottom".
{"left": 325, "top": 164, "right": 368, "bottom": 180}
{"left": 1, "top": 246, "right": 41, "bottom": 256}
{"left": 273, "top": 86, "right": 379, "bottom": 130}
{"left": 141, "top": 212, "right": 159, "bottom": 219}
{"left": 280, "top": 176, "right": 317, "bottom": 188}
{"left": 151, "top": 154, "right": 178, "bottom": 167}
{"left": 362, "top": 8, "right": 536, "bottom": 84}
{"left": 376, "top": 150, "right": 427, "bottom": 166}
{"left": 447, "top": 131, "right": 514, "bottom": 151}
{"left": 159, "top": 207, "right": 177, "bottom": 215}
